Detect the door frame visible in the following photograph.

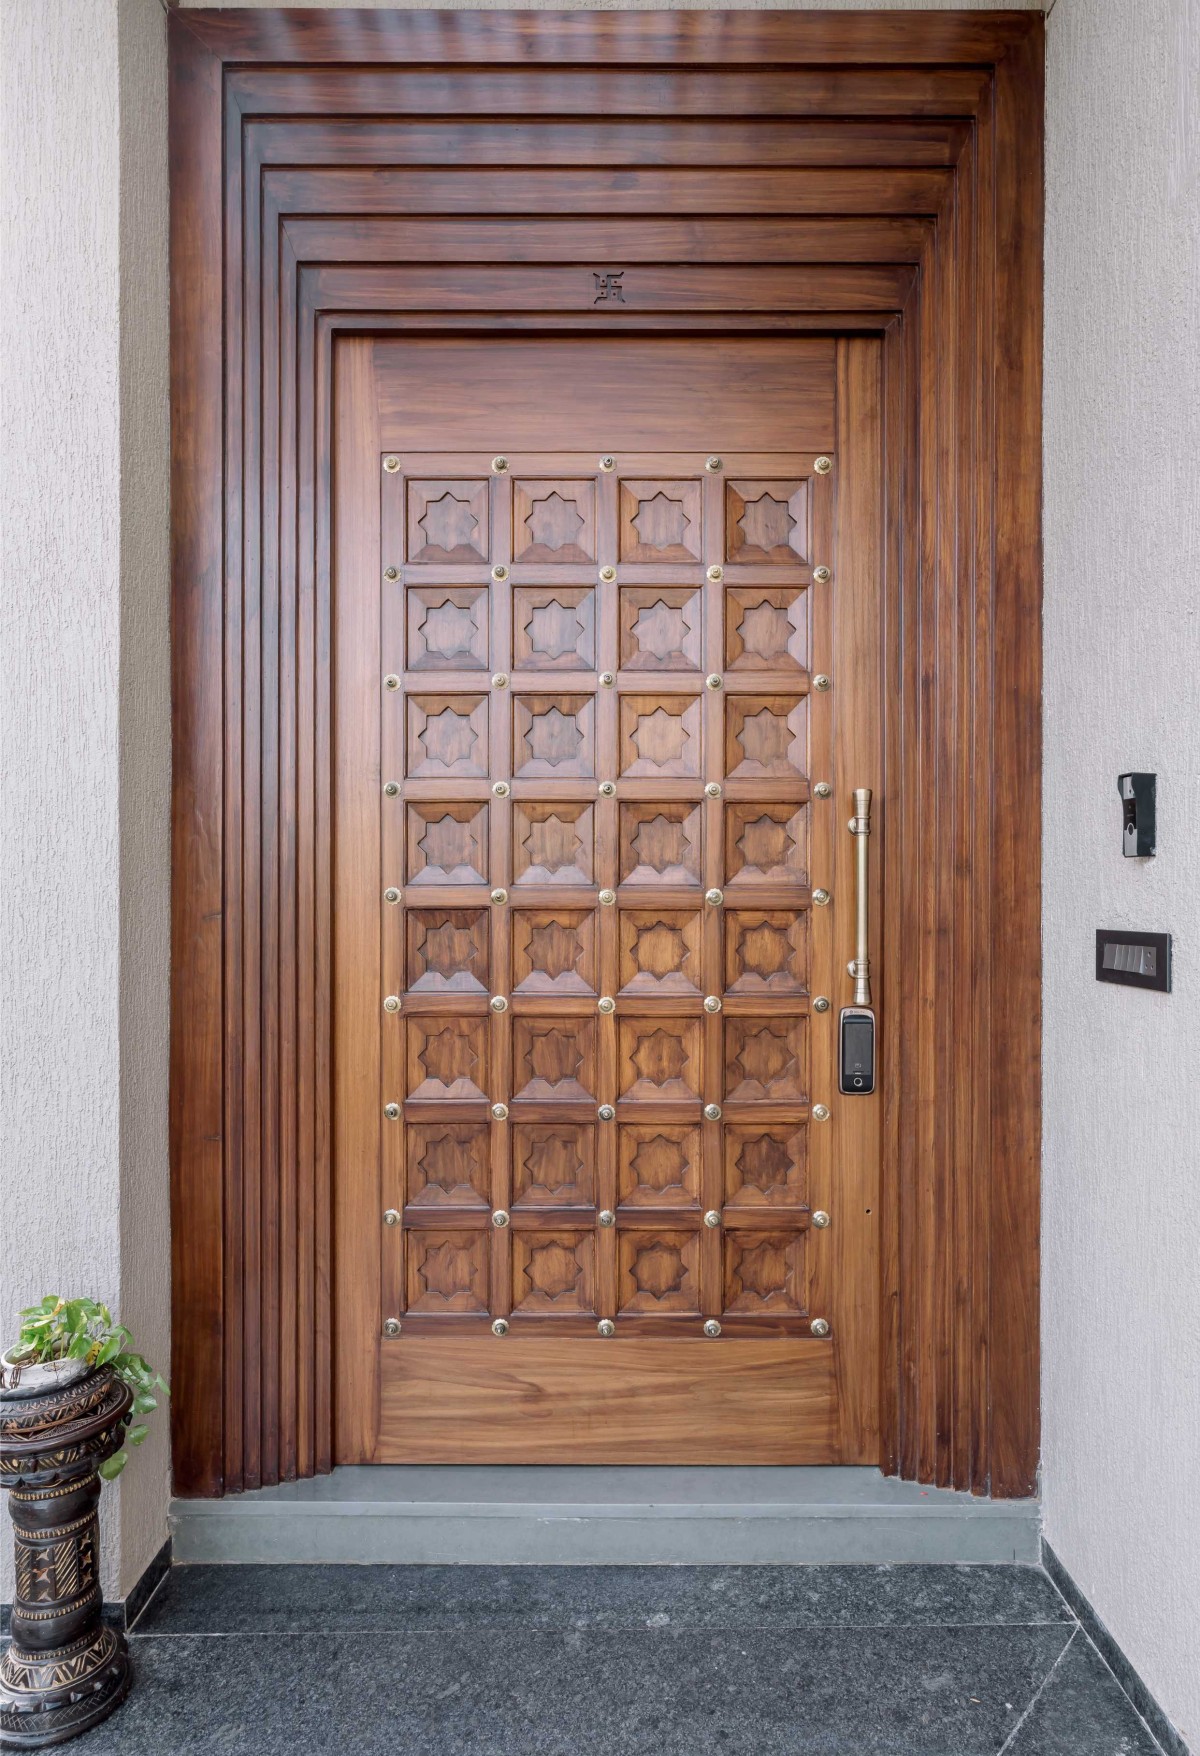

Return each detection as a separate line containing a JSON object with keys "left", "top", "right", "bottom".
{"left": 169, "top": 8, "right": 1043, "bottom": 1498}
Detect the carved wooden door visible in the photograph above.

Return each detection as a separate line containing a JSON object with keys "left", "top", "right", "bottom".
{"left": 334, "top": 335, "right": 880, "bottom": 1463}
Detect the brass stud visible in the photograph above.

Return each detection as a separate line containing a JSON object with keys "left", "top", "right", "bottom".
{"left": 492, "top": 1209, "right": 510, "bottom": 1228}
{"left": 705, "top": 782, "right": 723, "bottom": 798}
{"left": 384, "top": 1210, "right": 401, "bottom": 1227}
{"left": 491, "top": 564, "right": 509, "bottom": 583}
{"left": 812, "top": 1103, "right": 830, "bottom": 1122}
{"left": 492, "top": 1318, "right": 510, "bottom": 1336}
{"left": 384, "top": 1102, "right": 400, "bottom": 1121}
{"left": 704, "top": 1103, "right": 722, "bottom": 1121}
{"left": 813, "top": 996, "right": 831, "bottom": 1014}
{"left": 813, "top": 888, "right": 831, "bottom": 906}
{"left": 492, "top": 673, "right": 509, "bottom": 690}
{"left": 703, "top": 1319, "right": 722, "bottom": 1338}
{"left": 705, "top": 888, "right": 724, "bottom": 907}
{"left": 490, "top": 887, "right": 508, "bottom": 905}
{"left": 383, "top": 1317, "right": 402, "bottom": 1336}
{"left": 705, "top": 673, "right": 723, "bottom": 691}
{"left": 383, "top": 456, "right": 400, "bottom": 474}
{"left": 598, "top": 996, "right": 616, "bottom": 1015}
{"left": 598, "top": 888, "right": 616, "bottom": 906}
{"left": 812, "top": 1211, "right": 831, "bottom": 1229}
{"left": 813, "top": 674, "right": 831, "bottom": 692}
{"left": 598, "top": 1104, "right": 616, "bottom": 1122}
{"left": 703, "top": 1210, "right": 721, "bottom": 1229}
{"left": 703, "top": 995, "right": 722, "bottom": 1014}
{"left": 383, "top": 995, "right": 401, "bottom": 1014}
{"left": 814, "top": 781, "right": 832, "bottom": 799}
{"left": 491, "top": 455, "right": 509, "bottom": 473}
{"left": 490, "top": 995, "right": 509, "bottom": 1013}
{"left": 599, "top": 672, "right": 616, "bottom": 687}
{"left": 491, "top": 1102, "right": 509, "bottom": 1121}
{"left": 384, "top": 887, "right": 401, "bottom": 905}
{"left": 810, "top": 1317, "right": 831, "bottom": 1337}
{"left": 705, "top": 455, "right": 723, "bottom": 473}
{"left": 599, "top": 455, "right": 616, "bottom": 473}
{"left": 598, "top": 1210, "right": 616, "bottom": 1228}
{"left": 814, "top": 456, "right": 833, "bottom": 476}
{"left": 384, "top": 566, "right": 399, "bottom": 582}
{"left": 706, "top": 566, "right": 724, "bottom": 584}
{"left": 599, "top": 781, "right": 616, "bottom": 798}
{"left": 813, "top": 566, "right": 831, "bottom": 585}
{"left": 492, "top": 781, "right": 511, "bottom": 798}
{"left": 599, "top": 565, "right": 617, "bottom": 583}
{"left": 383, "top": 780, "right": 400, "bottom": 798}
{"left": 384, "top": 674, "right": 400, "bottom": 691}
{"left": 597, "top": 1317, "right": 616, "bottom": 1336}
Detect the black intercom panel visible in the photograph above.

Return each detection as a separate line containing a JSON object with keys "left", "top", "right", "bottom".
{"left": 839, "top": 1008, "right": 875, "bottom": 1095}
{"left": 1118, "top": 772, "right": 1156, "bottom": 857}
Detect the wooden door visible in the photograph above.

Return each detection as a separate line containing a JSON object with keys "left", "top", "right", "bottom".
{"left": 333, "top": 334, "right": 881, "bottom": 1463}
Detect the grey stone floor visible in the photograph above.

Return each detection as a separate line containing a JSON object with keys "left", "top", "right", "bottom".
{"left": 64, "top": 1564, "right": 1166, "bottom": 1754}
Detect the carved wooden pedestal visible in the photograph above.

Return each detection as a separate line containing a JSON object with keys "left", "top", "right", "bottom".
{"left": 1, "top": 1368, "right": 132, "bottom": 1749}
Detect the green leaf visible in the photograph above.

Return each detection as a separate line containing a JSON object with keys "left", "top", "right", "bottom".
{"left": 67, "top": 1334, "right": 93, "bottom": 1360}
{"left": 96, "top": 1334, "right": 123, "bottom": 1366}
{"left": 98, "top": 1450, "right": 128, "bottom": 1481}
{"left": 126, "top": 1423, "right": 150, "bottom": 1446}
{"left": 41, "top": 1296, "right": 61, "bottom": 1313}
{"left": 131, "top": 1391, "right": 159, "bottom": 1414}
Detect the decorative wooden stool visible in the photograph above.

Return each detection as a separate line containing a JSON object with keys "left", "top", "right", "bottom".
{"left": 1, "top": 1367, "right": 133, "bottom": 1748}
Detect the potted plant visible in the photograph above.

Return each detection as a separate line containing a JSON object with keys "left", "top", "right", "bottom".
{"left": 0, "top": 1298, "right": 167, "bottom": 1747}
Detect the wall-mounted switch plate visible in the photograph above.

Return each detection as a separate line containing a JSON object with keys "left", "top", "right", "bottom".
{"left": 1095, "top": 929, "right": 1171, "bottom": 992}
{"left": 1118, "top": 772, "right": 1156, "bottom": 857}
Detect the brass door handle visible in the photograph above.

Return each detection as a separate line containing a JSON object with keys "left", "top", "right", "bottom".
{"left": 847, "top": 788, "right": 872, "bottom": 1006}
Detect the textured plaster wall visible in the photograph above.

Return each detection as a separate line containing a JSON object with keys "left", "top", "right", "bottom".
{"left": 1042, "top": 0, "right": 1200, "bottom": 1744}
{"left": 0, "top": 0, "right": 170, "bottom": 1601}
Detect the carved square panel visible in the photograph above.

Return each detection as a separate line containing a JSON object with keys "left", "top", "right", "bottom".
{"left": 407, "top": 694, "right": 489, "bottom": 779}
{"left": 618, "top": 910, "right": 703, "bottom": 996}
{"left": 512, "top": 1017, "right": 597, "bottom": 1103}
{"left": 724, "top": 910, "right": 807, "bottom": 994}
{"left": 618, "top": 1228, "right": 701, "bottom": 1316}
{"left": 618, "top": 480, "right": 703, "bottom": 564}
{"left": 406, "top": 1122, "right": 491, "bottom": 1209}
{"left": 724, "top": 1017, "right": 806, "bottom": 1105}
{"left": 618, "top": 1018, "right": 702, "bottom": 1102}
{"left": 512, "top": 479, "right": 597, "bottom": 564}
{"left": 619, "top": 588, "right": 702, "bottom": 671}
{"left": 512, "top": 909, "right": 597, "bottom": 995}
{"left": 407, "top": 908, "right": 490, "bottom": 994}
{"left": 725, "top": 695, "right": 807, "bottom": 780}
{"left": 512, "top": 801, "right": 594, "bottom": 887}
{"left": 725, "top": 588, "right": 808, "bottom": 673}
{"left": 405, "top": 802, "right": 490, "bottom": 888}
{"left": 512, "top": 587, "right": 596, "bottom": 672}
{"left": 406, "top": 1230, "right": 489, "bottom": 1315}
{"left": 406, "top": 1016, "right": 488, "bottom": 1102}
{"left": 618, "top": 802, "right": 702, "bottom": 888}
{"left": 618, "top": 1124, "right": 702, "bottom": 1209}
{"left": 512, "top": 1123, "right": 596, "bottom": 1208}
{"left": 619, "top": 694, "right": 702, "bottom": 779}
{"left": 406, "top": 479, "right": 490, "bottom": 564}
{"left": 512, "top": 1229, "right": 596, "bottom": 1316}
{"left": 407, "top": 586, "right": 489, "bottom": 672}
{"left": 723, "top": 1231, "right": 806, "bottom": 1315}
{"left": 723, "top": 1125, "right": 807, "bottom": 1210}
{"left": 725, "top": 480, "right": 809, "bottom": 564}
{"left": 513, "top": 693, "right": 596, "bottom": 780}
{"left": 724, "top": 803, "right": 807, "bottom": 888}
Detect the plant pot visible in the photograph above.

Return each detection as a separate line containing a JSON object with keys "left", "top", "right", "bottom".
{"left": 0, "top": 1349, "right": 91, "bottom": 1401}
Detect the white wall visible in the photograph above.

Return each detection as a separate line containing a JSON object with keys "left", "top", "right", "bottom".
{"left": 0, "top": 0, "right": 170, "bottom": 1601}
{"left": 1042, "top": 0, "right": 1200, "bottom": 1744}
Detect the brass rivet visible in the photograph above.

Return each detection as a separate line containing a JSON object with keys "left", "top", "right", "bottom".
{"left": 599, "top": 456, "right": 616, "bottom": 473}
{"left": 491, "top": 455, "right": 509, "bottom": 473}
{"left": 383, "top": 1316, "right": 402, "bottom": 1336}
{"left": 814, "top": 781, "right": 832, "bottom": 798}
{"left": 706, "top": 566, "right": 724, "bottom": 584}
{"left": 492, "top": 672, "right": 509, "bottom": 689}
{"left": 383, "top": 780, "right": 400, "bottom": 798}
{"left": 491, "top": 565, "right": 509, "bottom": 583}
{"left": 492, "top": 1209, "right": 510, "bottom": 1228}
{"left": 705, "top": 673, "right": 723, "bottom": 690}
{"left": 383, "top": 456, "right": 400, "bottom": 474}
{"left": 705, "top": 782, "right": 722, "bottom": 798}
{"left": 490, "top": 888, "right": 508, "bottom": 906}
{"left": 599, "top": 565, "right": 617, "bottom": 583}
{"left": 383, "top": 995, "right": 401, "bottom": 1014}
{"left": 598, "top": 781, "right": 616, "bottom": 798}
{"left": 384, "top": 566, "right": 399, "bottom": 582}
{"left": 384, "top": 674, "right": 400, "bottom": 691}
{"left": 813, "top": 996, "right": 831, "bottom": 1014}
{"left": 492, "top": 781, "right": 510, "bottom": 798}
{"left": 814, "top": 456, "right": 833, "bottom": 476}
{"left": 490, "top": 995, "right": 508, "bottom": 1013}
{"left": 703, "top": 1210, "right": 721, "bottom": 1229}
{"left": 598, "top": 888, "right": 616, "bottom": 906}
{"left": 810, "top": 1316, "right": 831, "bottom": 1336}
{"left": 704, "top": 1103, "right": 722, "bottom": 1121}
{"left": 705, "top": 888, "right": 724, "bottom": 907}
{"left": 598, "top": 1210, "right": 616, "bottom": 1228}
{"left": 703, "top": 1318, "right": 722, "bottom": 1338}
{"left": 597, "top": 1317, "right": 616, "bottom": 1336}
{"left": 491, "top": 1102, "right": 509, "bottom": 1121}
{"left": 598, "top": 1104, "right": 616, "bottom": 1122}
{"left": 813, "top": 674, "right": 831, "bottom": 692}
{"left": 812, "top": 1211, "right": 831, "bottom": 1229}
{"left": 599, "top": 672, "right": 616, "bottom": 687}
{"left": 598, "top": 996, "right": 616, "bottom": 1015}
{"left": 704, "top": 996, "right": 722, "bottom": 1014}
{"left": 812, "top": 1103, "right": 830, "bottom": 1122}
{"left": 813, "top": 566, "right": 831, "bottom": 585}
{"left": 705, "top": 456, "right": 723, "bottom": 473}
{"left": 384, "top": 1210, "right": 401, "bottom": 1228}
{"left": 492, "top": 1317, "right": 509, "bottom": 1336}
{"left": 384, "top": 887, "right": 401, "bottom": 905}
{"left": 813, "top": 888, "right": 830, "bottom": 906}
{"left": 384, "top": 1102, "right": 400, "bottom": 1121}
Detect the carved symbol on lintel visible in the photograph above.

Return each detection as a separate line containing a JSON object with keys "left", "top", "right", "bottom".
{"left": 593, "top": 271, "right": 626, "bottom": 304}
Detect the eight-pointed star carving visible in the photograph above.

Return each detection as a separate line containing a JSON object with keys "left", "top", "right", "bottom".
{"left": 629, "top": 1241, "right": 687, "bottom": 1299}
{"left": 737, "top": 602, "right": 794, "bottom": 663}
{"left": 736, "top": 920, "right": 794, "bottom": 983}
{"left": 632, "top": 706, "right": 688, "bottom": 767}
{"left": 526, "top": 601, "right": 585, "bottom": 662}
{"left": 419, "top": 918, "right": 480, "bottom": 982}
{"left": 524, "top": 1241, "right": 584, "bottom": 1301}
{"left": 524, "top": 812, "right": 583, "bottom": 876}
{"left": 527, "top": 1027, "right": 584, "bottom": 1090}
{"left": 420, "top": 707, "right": 479, "bottom": 769}
{"left": 737, "top": 1133, "right": 792, "bottom": 1194}
{"left": 631, "top": 492, "right": 691, "bottom": 551}
{"left": 631, "top": 1028, "right": 690, "bottom": 1088}
{"left": 736, "top": 706, "right": 793, "bottom": 769}
{"left": 732, "top": 1240, "right": 788, "bottom": 1301}
{"left": 632, "top": 599, "right": 688, "bottom": 662}
{"left": 526, "top": 919, "right": 584, "bottom": 982}
{"left": 420, "top": 1026, "right": 478, "bottom": 1087}
{"left": 419, "top": 599, "right": 479, "bottom": 662}
{"left": 734, "top": 1026, "right": 795, "bottom": 1091}
{"left": 419, "top": 1131, "right": 478, "bottom": 1195}
{"left": 417, "top": 492, "right": 480, "bottom": 555}
{"left": 737, "top": 492, "right": 797, "bottom": 556}
{"left": 526, "top": 705, "right": 584, "bottom": 768}
{"left": 736, "top": 814, "right": 795, "bottom": 874}
{"left": 524, "top": 492, "right": 586, "bottom": 553}
{"left": 523, "top": 1133, "right": 585, "bottom": 1194}
{"left": 630, "top": 1134, "right": 689, "bottom": 1192}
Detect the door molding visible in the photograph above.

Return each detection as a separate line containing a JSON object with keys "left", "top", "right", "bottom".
{"left": 169, "top": 8, "right": 1042, "bottom": 1497}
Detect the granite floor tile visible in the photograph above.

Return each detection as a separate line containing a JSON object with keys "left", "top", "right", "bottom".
{"left": 1004, "top": 1632, "right": 1167, "bottom": 1756}
{"left": 134, "top": 1561, "right": 1070, "bottom": 1636}
{"left": 68, "top": 1624, "right": 1071, "bottom": 1756}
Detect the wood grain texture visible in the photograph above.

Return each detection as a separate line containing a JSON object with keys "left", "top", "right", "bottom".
{"left": 169, "top": 8, "right": 1043, "bottom": 1498}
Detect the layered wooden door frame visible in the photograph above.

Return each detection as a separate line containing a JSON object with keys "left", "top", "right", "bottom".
{"left": 169, "top": 9, "right": 1043, "bottom": 1499}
